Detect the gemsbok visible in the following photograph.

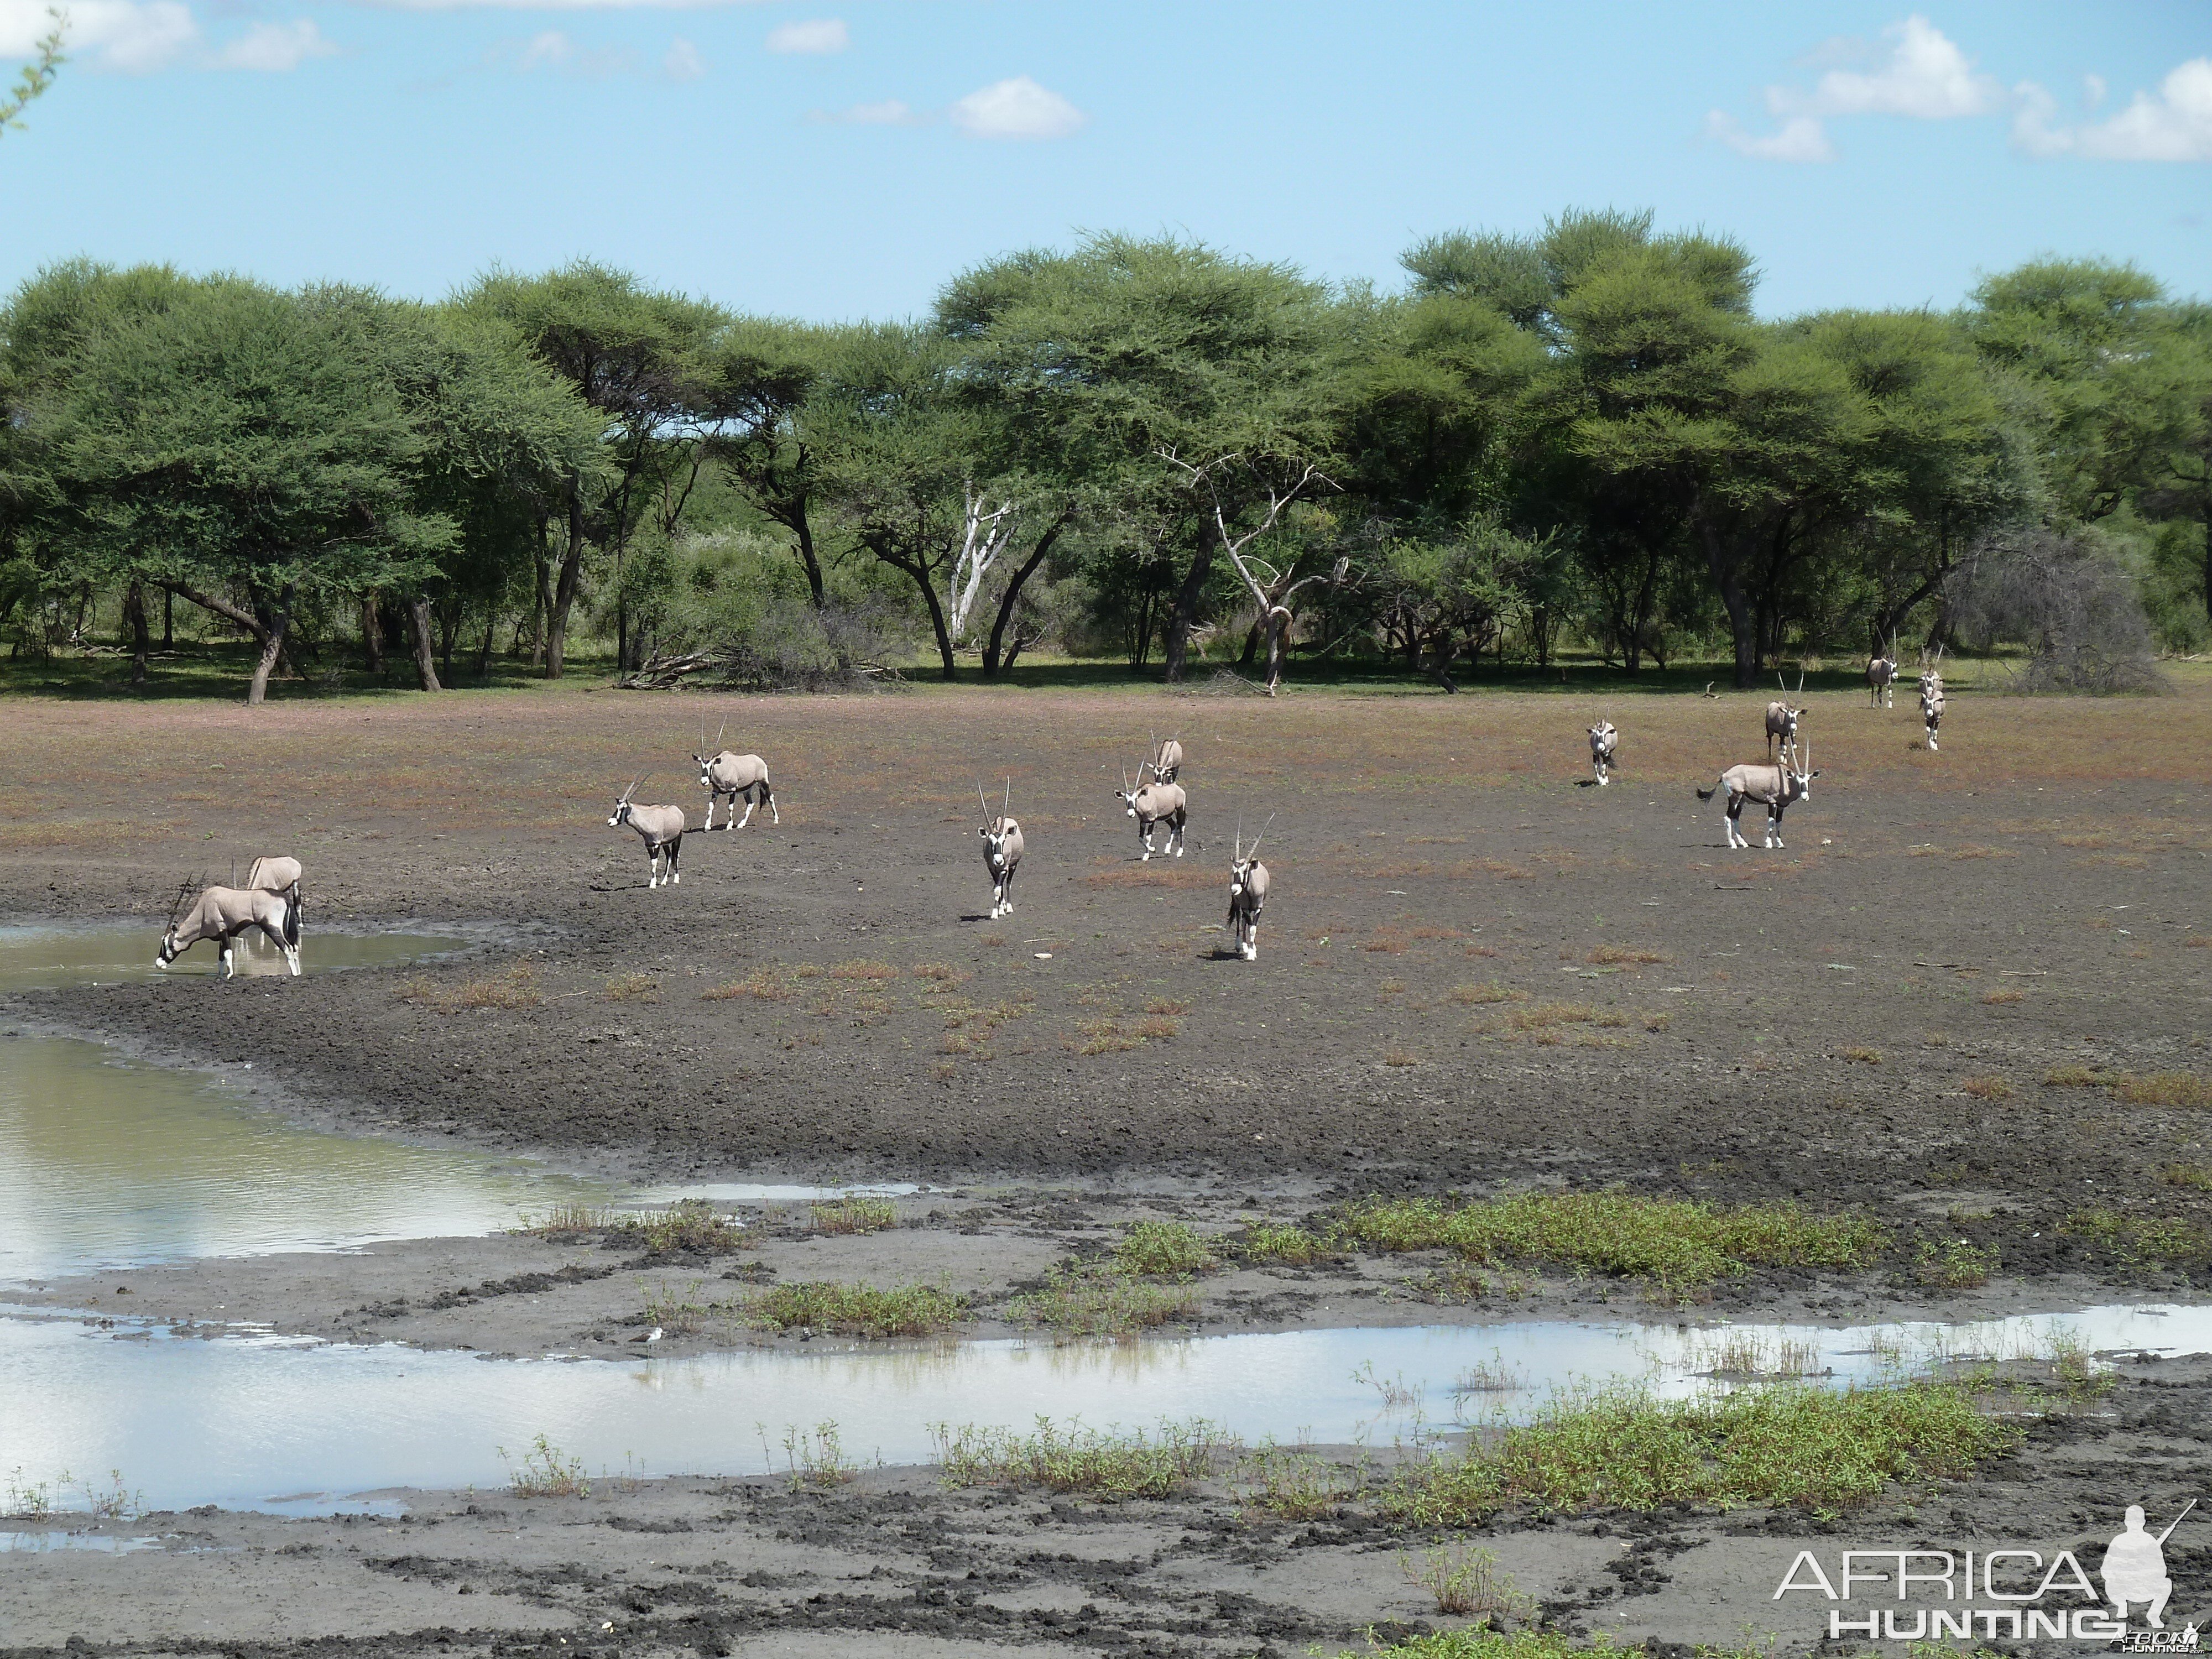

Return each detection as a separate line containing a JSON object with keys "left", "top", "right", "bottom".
{"left": 237, "top": 856, "right": 302, "bottom": 957}
{"left": 978, "top": 780, "right": 1023, "bottom": 920}
{"left": 155, "top": 878, "right": 300, "bottom": 979}
{"left": 1919, "top": 647, "right": 1946, "bottom": 751}
{"left": 1587, "top": 718, "right": 1619, "bottom": 786}
{"left": 692, "top": 725, "right": 778, "bottom": 831}
{"left": 1867, "top": 640, "right": 1899, "bottom": 708}
{"left": 1226, "top": 817, "right": 1271, "bottom": 960}
{"left": 1117, "top": 763, "right": 1188, "bottom": 861}
{"left": 1766, "top": 669, "right": 1806, "bottom": 761}
{"left": 1143, "top": 733, "right": 1184, "bottom": 786}
{"left": 608, "top": 779, "right": 686, "bottom": 888}
{"left": 1695, "top": 743, "right": 1819, "bottom": 851}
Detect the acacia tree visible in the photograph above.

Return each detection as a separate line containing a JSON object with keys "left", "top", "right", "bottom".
{"left": 937, "top": 234, "right": 1346, "bottom": 682}
{"left": 32, "top": 279, "right": 447, "bottom": 703}
{"left": 463, "top": 263, "right": 724, "bottom": 675}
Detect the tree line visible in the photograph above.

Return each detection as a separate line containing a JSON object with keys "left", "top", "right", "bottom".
{"left": 2, "top": 210, "right": 2206, "bottom": 703}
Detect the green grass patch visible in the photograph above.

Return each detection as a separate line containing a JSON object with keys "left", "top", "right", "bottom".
{"left": 1114, "top": 1220, "right": 1219, "bottom": 1277}
{"left": 931, "top": 1415, "right": 1238, "bottom": 1499}
{"left": 1383, "top": 1379, "right": 2018, "bottom": 1525}
{"left": 2113, "top": 1071, "right": 2212, "bottom": 1108}
{"left": 614, "top": 1198, "right": 747, "bottom": 1255}
{"left": 1332, "top": 1636, "right": 1778, "bottom": 1659}
{"left": 2059, "top": 1208, "right": 2212, "bottom": 1267}
{"left": 1913, "top": 1237, "right": 1997, "bottom": 1288}
{"left": 810, "top": 1197, "right": 896, "bottom": 1234}
{"left": 1327, "top": 1191, "right": 1885, "bottom": 1295}
{"left": 1240, "top": 1222, "right": 1334, "bottom": 1265}
{"left": 745, "top": 1280, "right": 967, "bottom": 1338}
{"left": 1007, "top": 1263, "right": 1199, "bottom": 1337}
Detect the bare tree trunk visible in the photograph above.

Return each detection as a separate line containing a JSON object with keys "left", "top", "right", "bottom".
{"left": 123, "top": 581, "right": 151, "bottom": 686}
{"left": 244, "top": 583, "right": 298, "bottom": 707}
{"left": 361, "top": 595, "right": 383, "bottom": 671}
{"left": 161, "top": 587, "right": 173, "bottom": 651}
{"left": 546, "top": 485, "right": 586, "bottom": 680}
{"left": 981, "top": 508, "right": 1071, "bottom": 679}
{"left": 406, "top": 596, "right": 443, "bottom": 692}
{"left": 477, "top": 611, "right": 496, "bottom": 680}
{"left": 1161, "top": 542, "right": 1213, "bottom": 683}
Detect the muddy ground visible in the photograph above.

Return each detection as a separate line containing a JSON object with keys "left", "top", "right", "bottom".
{"left": 3, "top": 678, "right": 2211, "bottom": 1655}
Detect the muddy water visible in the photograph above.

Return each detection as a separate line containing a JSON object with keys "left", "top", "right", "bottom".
{"left": 3, "top": 1304, "right": 2203, "bottom": 1515}
{"left": 0, "top": 925, "right": 622, "bottom": 1283}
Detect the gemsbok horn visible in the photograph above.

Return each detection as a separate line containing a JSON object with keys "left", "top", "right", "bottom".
{"left": 1587, "top": 716, "right": 1619, "bottom": 786}
{"left": 1117, "top": 757, "right": 1188, "bottom": 862}
{"left": 978, "top": 778, "right": 1023, "bottom": 921}
{"left": 155, "top": 875, "right": 301, "bottom": 979}
{"left": 608, "top": 776, "right": 686, "bottom": 888}
{"left": 693, "top": 721, "right": 778, "bottom": 831}
{"left": 1766, "top": 667, "right": 1806, "bottom": 762}
{"left": 1227, "top": 815, "right": 1272, "bottom": 961}
{"left": 1695, "top": 741, "right": 1819, "bottom": 851}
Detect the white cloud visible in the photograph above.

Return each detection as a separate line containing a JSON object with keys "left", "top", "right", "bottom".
{"left": 1775, "top": 14, "right": 2000, "bottom": 120}
{"left": 1703, "top": 110, "right": 1833, "bottom": 164}
{"left": 214, "top": 17, "right": 336, "bottom": 69}
{"left": 2079, "top": 58, "right": 2212, "bottom": 161}
{"left": 3, "top": 0, "right": 197, "bottom": 71}
{"left": 2, "top": 0, "right": 335, "bottom": 71}
{"left": 948, "top": 74, "right": 1083, "bottom": 140}
{"left": 2014, "top": 59, "right": 2212, "bottom": 161}
{"left": 2083, "top": 73, "right": 2107, "bottom": 111}
{"left": 807, "top": 96, "right": 924, "bottom": 126}
{"left": 765, "top": 17, "right": 843, "bottom": 54}
{"left": 504, "top": 27, "right": 632, "bottom": 74}
{"left": 1712, "top": 14, "right": 1998, "bottom": 163}
{"left": 662, "top": 33, "right": 703, "bottom": 79}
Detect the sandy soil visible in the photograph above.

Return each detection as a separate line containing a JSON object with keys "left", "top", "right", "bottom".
{"left": 6, "top": 1356, "right": 2207, "bottom": 1658}
{"left": 4, "top": 679, "right": 2211, "bottom": 1656}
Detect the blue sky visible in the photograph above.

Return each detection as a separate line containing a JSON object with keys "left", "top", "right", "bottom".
{"left": 1, "top": 2, "right": 2206, "bottom": 321}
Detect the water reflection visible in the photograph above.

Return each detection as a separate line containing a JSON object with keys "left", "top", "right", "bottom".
{"left": 2, "top": 1304, "right": 2203, "bottom": 1515}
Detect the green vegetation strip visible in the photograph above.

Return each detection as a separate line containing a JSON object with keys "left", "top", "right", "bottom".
{"left": 1329, "top": 1191, "right": 1885, "bottom": 1292}
{"left": 746, "top": 1281, "right": 966, "bottom": 1338}
{"left": 1383, "top": 1380, "right": 2016, "bottom": 1524}
{"left": 931, "top": 1416, "right": 1237, "bottom": 1500}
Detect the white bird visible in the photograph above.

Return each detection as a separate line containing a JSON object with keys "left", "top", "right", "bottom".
{"left": 646, "top": 1326, "right": 662, "bottom": 1343}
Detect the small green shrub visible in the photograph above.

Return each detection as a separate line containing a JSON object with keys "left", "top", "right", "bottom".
{"left": 745, "top": 1281, "right": 967, "bottom": 1338}
{"left": 1008, "top": 1264, "right": 1198, "bottom": 1337}
{"left": 1240, "top": 1222, "right": 1332, "bottom": 1265}
{"left": 1114, "top": 1220, "right": 1219, "bottom": 1278}
{"left": 810, "top": 1197, "right": 896, "bottom": 1235}
{"left": 932, "top": 1416, "right": 1237, "bottom": 1499}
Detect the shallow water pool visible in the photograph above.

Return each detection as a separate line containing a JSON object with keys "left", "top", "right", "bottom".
{"left": 2, "top": 1303, "right": 2202, "bottom": 1514}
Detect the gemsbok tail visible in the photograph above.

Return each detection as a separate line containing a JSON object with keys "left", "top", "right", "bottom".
{"left": 283, "top": 884, "right": 302, "bottom": 947}
{"left": 1694, "top": 780, "right": 1720, "bottom": 801}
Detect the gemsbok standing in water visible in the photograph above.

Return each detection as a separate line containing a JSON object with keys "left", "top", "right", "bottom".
{"left": 1867, "top": 639, "right": 1900, "bottom": 708}
{"left": 155, "top": 878, "right": 301, "bottom": 979}
{"left": 1117, "top": 760, "right": 1188, "bottom": 861}
{"left": 1695, "top": 743, "right": 1819, "bottom": 850}
{"left": 692, "top": 724, "right": 778, "bottom": 831}
{"left": 237, "top": 855, "right": 302, "bottom": 957}
{"left": 1225, "top": 817, "right": 1271, "bottom": 960}
{"left": 1587, "top": 718, "right": 1619, "bottom": 786}
{"left": 608, "top": 778, "right": 686, "bottom": 888}
{"left": 1919, "top": 646, "right": 1946, "bottom": 751}
{"left": 978, "top": 779, "right": 1023, "bottom": 920}
{"left": 1766, "top": 669, "right": 1805, "bottom": 761}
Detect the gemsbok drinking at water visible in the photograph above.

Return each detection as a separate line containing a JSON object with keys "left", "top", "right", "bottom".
{"left": 155, "top": 878, "right": 301, "bottom": 979}
{"left": 1695, "top": 743, "right": 1819, "bottom": 851}
{"left": 608, "top": 778, "right": 686, "bottom": 888}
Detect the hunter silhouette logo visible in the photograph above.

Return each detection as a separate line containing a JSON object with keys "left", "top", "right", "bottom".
{"left": 1775, "top": 1500, "right": 2199, "bottom": 1642}
{"left": 2106, "top": 1501, "right": 2194, "bottom": 1630}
